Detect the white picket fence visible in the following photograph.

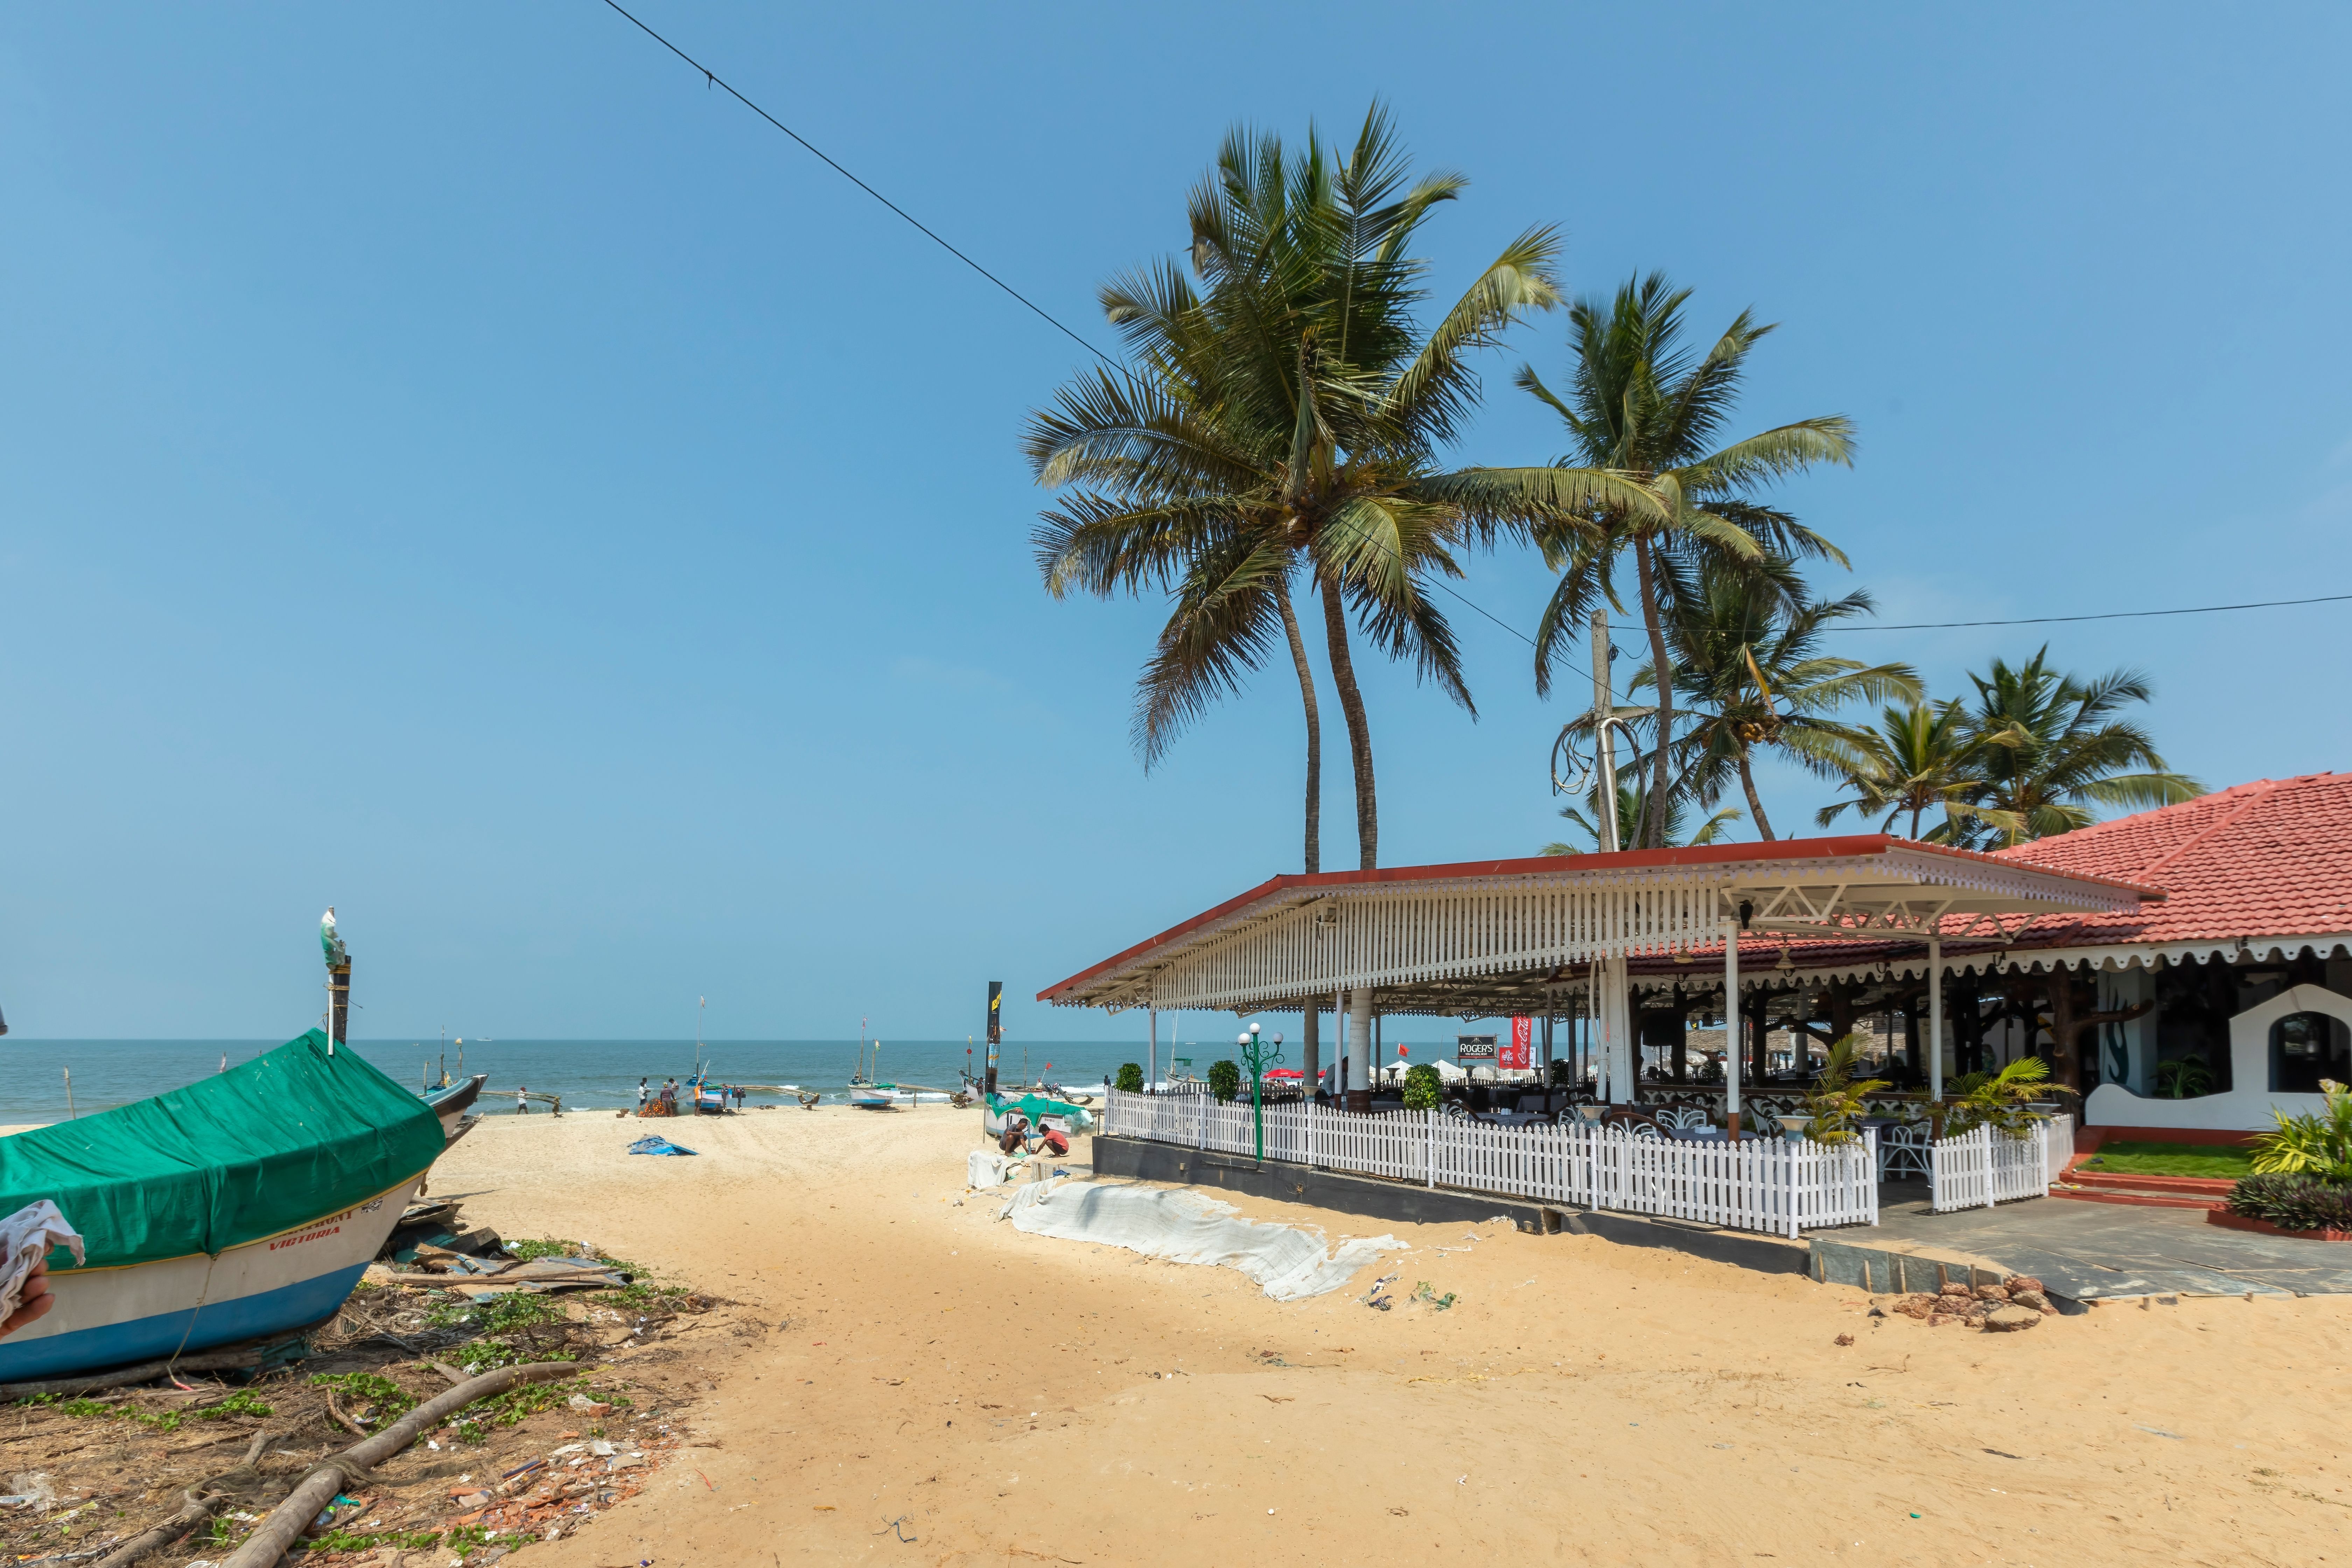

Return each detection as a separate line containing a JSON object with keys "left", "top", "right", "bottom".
{"left": 1099, "top": 1090, "right": 1877, "bottom": 1238}
{"left": 1927, "top": 1121, "right": 2052, "bottom": 1212}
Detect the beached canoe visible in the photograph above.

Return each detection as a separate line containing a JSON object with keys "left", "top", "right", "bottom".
{"left": 0, "top": 1029, "right": 448, "bottom": 1383}
{"left": 424, "top": 1073, "right": 488, "bottom": 1136}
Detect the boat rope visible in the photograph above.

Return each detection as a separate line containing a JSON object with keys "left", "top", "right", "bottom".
{"left": 161, "top": 1253, "right": 223, "bottom": 1390}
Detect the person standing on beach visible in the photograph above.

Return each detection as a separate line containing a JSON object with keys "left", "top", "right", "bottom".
{"left": 734, "top": 1084, "right": 746, "bottom": 1111}
{"left": 516, "top": 1085, "right": 530, "bottom": 1115}
{"left": 637, "top": 1077, "right": 649, "bottom": 1113}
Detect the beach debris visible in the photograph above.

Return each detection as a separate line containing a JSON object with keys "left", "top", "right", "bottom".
{"left": 1410, "top": 1282, "right": 1456, "bottom": 1312}
{"left": 0, "top": 1202, "right": 84, "bottom": 1321}
{"left": 627, "top": 1136, "right": 698, "bottom": 1157}
{"left": 1834, "top": 1334, "right": 1856, "bottom": 1346}
{"left": 1981, "top": 1306, "right": 2042, "bottom": 1333}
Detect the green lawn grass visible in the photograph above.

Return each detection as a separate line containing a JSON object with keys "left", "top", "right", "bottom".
{"left": 2080, "top": 1140, "right": 2256, "bottom": 1179}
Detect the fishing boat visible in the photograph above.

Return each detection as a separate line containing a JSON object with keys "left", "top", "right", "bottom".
{"left": 687, "top": 1075, "right": 729, "bottom": 1115}
{"left": 0, "top": 1029, "right": 448, "bottom": 1383}
{"left": 848, "top": 1085, "right": 897, "bottom": 1111}
{"left": 423, "top": 1073, "right": 487, "bottom": 1136}
{"left": 980, "top": 1091, "right": 1096, "bottom": 1139}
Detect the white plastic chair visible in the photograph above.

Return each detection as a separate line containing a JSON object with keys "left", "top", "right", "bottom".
{"left": 1879, "top": 1120, "right": 1932, "bottom": 1180}
{"left": 1655, "top": 1105, "right": 1711, "bottom": 1132}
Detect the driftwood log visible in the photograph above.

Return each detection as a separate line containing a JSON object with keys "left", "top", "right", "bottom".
{"left": 218, "top": 1360, "right": 577, "bottom": 1568}
{"left": 93, "top": 1428, "right": 274, "bottom": 1568}
{"left": 0, "top": 1351, "right": 261, "bottom": 1402}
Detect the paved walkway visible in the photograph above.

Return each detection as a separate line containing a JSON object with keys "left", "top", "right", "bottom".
{"left": 1854, "top": 1182, "right": 2352, "bottom": 1298}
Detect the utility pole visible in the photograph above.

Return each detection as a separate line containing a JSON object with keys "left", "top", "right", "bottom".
{"left": 1590, "top": 609, "right": 1634, "bottom": 1100}
{"left": 1591, "top": 609, "right": 1619, "bottom": 854}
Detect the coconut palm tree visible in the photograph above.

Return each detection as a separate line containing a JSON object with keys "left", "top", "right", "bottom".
{"left": 1640, "top": 569, "right": 1921, "bottom": 839}
{"left": 1811, "top": 700, "right": 2016, "bottom": 842}
{"left": 1028, "top": 105, "right": 1649, "bottom": 869}
{"left": 1542, "top": 779, "right": 1739, "bottom": 855}
{"left": 1508, "top": 274, "right": 1856, "bottom": 846}
{"left": 1960, "top": 649, "right": 2203, "bottom": 844}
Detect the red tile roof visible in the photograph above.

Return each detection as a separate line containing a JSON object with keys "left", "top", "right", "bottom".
{"left": 1989, "top": 774, "right": 2352, "bottom": 947}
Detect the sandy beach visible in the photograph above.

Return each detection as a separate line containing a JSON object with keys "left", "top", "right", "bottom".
{"left": 425, "top": 1105, "right": 2352, "bottom": 1566}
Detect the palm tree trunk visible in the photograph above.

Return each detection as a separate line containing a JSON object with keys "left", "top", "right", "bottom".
{"left": 1634, "top": 539, "right": 1674, "bottom": 848}
{"left": 1317, "top": 572, "right": 1378, "bottom": 869}
{"left": 1275, "top": 576, "right": 1321, "bottom": 874}
{"left": 1736, "top": 753, "right": 1775, "bottom": 840}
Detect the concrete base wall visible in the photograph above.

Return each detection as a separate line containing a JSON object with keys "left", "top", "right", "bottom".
{"left": 1088, "top": 1134, "right": 1812, "bottom": 1276}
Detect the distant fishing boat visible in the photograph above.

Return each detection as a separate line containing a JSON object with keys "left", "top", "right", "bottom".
{"left": 422, "top": 1073, "right": 487, "bottom": 1137}
{"left": 0, "top": 1029, "right": 448, "bottom": 1383}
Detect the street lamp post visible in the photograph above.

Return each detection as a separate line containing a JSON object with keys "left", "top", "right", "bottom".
{"left": 1237, "top": 1022, "right": 1283, "bottom": 1163}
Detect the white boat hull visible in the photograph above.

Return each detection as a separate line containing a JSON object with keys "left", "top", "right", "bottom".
{"left": 0, "top": 1171, "right": 427, "bottom": 1383}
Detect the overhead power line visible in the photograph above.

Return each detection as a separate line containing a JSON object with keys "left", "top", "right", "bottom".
{"left": 598, "top": 0, "right": 1115, "bottom": 367}
{"left": 1825, "top": 590, "right": 2352, "bottom": 631}
{"left": 598, "top": 2, "right": 1624, "bottom": 694}
{"left": 601, "top": 8, "right": 2351, "bottom": 698}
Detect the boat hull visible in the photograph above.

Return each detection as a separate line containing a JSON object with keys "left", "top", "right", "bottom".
{"left": 0, "top": 1171, "right": 427, "bottom": 1383}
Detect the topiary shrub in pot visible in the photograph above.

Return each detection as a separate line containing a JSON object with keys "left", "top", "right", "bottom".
{"left": 1401, "top": 1063, "right": 1442, "bottom": 1112}
{"left": 1115, "top": 1062, "right": 1145, "bottom": 1093}
{"left": 1208, "top": 1060, "right": 1241, "bottom": 1104}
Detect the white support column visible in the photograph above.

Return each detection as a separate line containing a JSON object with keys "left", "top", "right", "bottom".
{"left": 1348, "top": 988, "right": 1374, "bottom": 1113}
{"left": 1148, "top": 1009, "right": 1158, "bottom": 1096}
{"left": 1723, "top": 919, "right": 1742, "bottom": 1136}
{"left": 1928, "top": 938, "right": 1944, "bottom": 1105}
{"left": 1599, "top": 954, "right": 1634, "bottom": 1103}
{"left": 1332, "top": 986, "right": 1346, "bottom": 1101}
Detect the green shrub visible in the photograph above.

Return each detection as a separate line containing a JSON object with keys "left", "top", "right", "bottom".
{"left": 1945, "top": 1053, "right": 2074, "bottom": 1136}
{"left": 1548, "top": 1058, "right": 1574, "bottom": 1087}
{"left": 1797, "top": 1036, "right": 1886, "bottom": 1144}
{"left": 2156, "top": 1056, "right": 2216, "bottom": 1098}
{"left": 2227, "top": 1171, "right": 2352, "bottom": 1231}
{"left": 1208, "top": 1060, "right": 1241, "bottom": 1103}
{"left": 1115, "top": 1063, "right": 1144, "bottom": 1093}
{"left": 2252, "top": 1079, "right": 2352, "bottom": 1181}
{"left": 1401, "top": 1063, "right": 1441, "bottom": 1112}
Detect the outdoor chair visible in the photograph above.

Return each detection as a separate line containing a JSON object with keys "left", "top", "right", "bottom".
{"left": 1654, "top": 1105, "right": 1712, "bottom": 1132}
{"left": 1878, "top": 1120, "right": 1932, "bottom": 1180}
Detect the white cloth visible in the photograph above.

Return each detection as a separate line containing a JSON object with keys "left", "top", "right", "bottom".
{"left": 0, "top": 1202, "right": 82, "bottom": 1320}
{"left": 1000, "top": 1178, "right": 1399, "bottom": 1302}
{"left": 966, "top": 1150, "right": 1009, "bottom": 1189}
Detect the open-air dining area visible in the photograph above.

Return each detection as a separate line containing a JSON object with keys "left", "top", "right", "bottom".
{"left": 1043, "top": 833, "right": 2141, "bottom": 1233}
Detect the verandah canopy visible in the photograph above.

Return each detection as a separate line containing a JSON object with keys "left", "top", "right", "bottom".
{"left": 1038, "top": 836, "right": 2160, "bottom": 1019}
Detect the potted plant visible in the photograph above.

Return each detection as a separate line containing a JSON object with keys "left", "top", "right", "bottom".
{"left": 1208, "top": 1060, "right": 1241, "bottom": 1104}
{"left": 1944, "top": 1054, "right": 2076, "bottom": 1137}
{"left": 1115, "top": 1062, "right": 1144, "bottom": 1093}
{"left": 1794, "top": 1036, "right": 1886, "bottom": 1144}
{"left": 1401, "top": 1063, "right": 1442, "bottom": 1112}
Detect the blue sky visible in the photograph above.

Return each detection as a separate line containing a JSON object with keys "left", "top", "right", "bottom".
{"left": 4, "top": 3, "right": 2349, "bottom": 1042}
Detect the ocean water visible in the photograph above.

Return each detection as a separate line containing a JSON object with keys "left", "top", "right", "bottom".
{"left": 0, "top": 1038, "right": 1199, "bottom": 1122}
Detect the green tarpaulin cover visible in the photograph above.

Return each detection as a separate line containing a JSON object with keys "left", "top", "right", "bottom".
{"left": 0, "top": 1030, "right": 445, "bottom": 1270}
{"left": 988, "top": 1093, "right": 1095, "bottom": 1130}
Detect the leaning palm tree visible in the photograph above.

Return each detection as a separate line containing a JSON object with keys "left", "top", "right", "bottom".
{"left": 1960, "top": 648, "right": 2203, "bottom": 844}
{"left": 1507, "top": 275, "right": 1856, "bottom": 846}
{"left": 1542, "top": 778, "right": 1738, "bottom": 855}
{"left": 1812, "top": 700, "right": 2017, "bottom": 842}
{"left": 1028, "top": 105, "right": 1643, "bottom": 869}
{"left": 1642, "top": 569, "right": 1921, "bottom": 838}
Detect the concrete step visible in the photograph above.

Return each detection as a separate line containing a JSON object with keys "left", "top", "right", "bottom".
{"left": 2049, "top": 1182, "right": 2224, "bottom": 1212}
{"left": 2067, "top": 1167, "right": 2236, "bottom": 1198}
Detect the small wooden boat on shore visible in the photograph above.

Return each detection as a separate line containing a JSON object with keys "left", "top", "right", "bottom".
{"left": 0, "top": 1029, "right": 448, "bottom": 1384}
{"left": 423, "top": 1073, "right": 487, "bottom": 1137}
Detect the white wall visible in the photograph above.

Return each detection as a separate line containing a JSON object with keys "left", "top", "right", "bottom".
{"left": 2083, "top": 982, "right": 2352, "bottom": 1130}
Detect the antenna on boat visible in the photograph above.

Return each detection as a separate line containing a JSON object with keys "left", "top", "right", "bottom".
{"left": 697, "top": 996, "right": 706, "bottom": 1078}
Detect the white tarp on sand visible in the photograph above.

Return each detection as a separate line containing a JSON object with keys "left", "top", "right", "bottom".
{"left": 999, "top": 1177, "right": 1399, "bottom": 1302}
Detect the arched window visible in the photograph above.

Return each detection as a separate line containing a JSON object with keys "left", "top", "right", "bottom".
{"left": 2270, "top": 1010, "right": 2352, "bottom": 1093}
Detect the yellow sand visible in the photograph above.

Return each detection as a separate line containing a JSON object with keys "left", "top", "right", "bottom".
{"left": 422, "top": 1108, "right": 2352, "bottom": 1561}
